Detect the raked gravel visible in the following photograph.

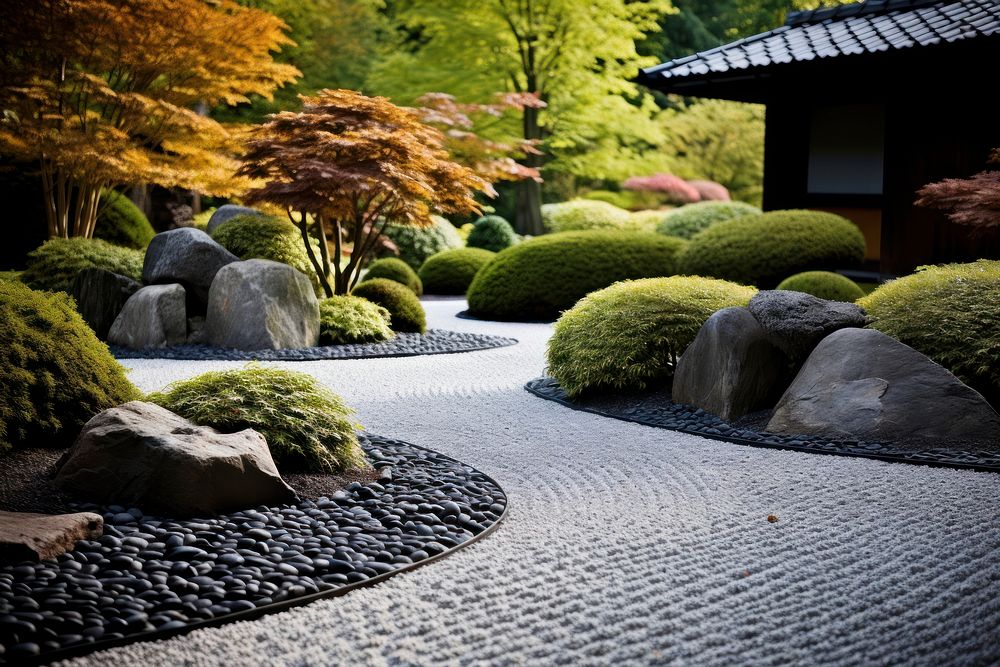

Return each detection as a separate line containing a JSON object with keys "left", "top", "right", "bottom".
{"left": 63, "top": 299, "right": 1000, "bottom": 666}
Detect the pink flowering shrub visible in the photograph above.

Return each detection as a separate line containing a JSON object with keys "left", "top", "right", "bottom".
{"left": 622, "top": 173, "right": 700, "bottom": 205}
{"left": 687, "top": 180, "right": 731, "bottom": 202}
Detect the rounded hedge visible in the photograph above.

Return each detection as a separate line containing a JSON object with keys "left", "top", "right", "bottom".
{"left": 149, "top": 367, "right": 366, "bottom": 473}
{"left": 378, "top": 215, "right": 463, "bottom": 270}
{"left": 318, "top": 295, "right": 394, "bottom": 345}
{"left": 656, "top": 200, "right": 760, "bottom": 240}
{"left": 418, "top": 247, "right": 496, "bottom": 295}
{"left": 1, "top": 281, "right": 140, "bottom": 452}
{"left": 466, "top": 231, "right": 688, "bottom": 321}
{"left": 628, "top": 210, "right": 673, "bottom": 233}
{"left": 859, "top": 260, "right": 1000, "bottom": 407}
{"left": 777, "top": 271, "right": 865, "bottom": 302}
{"left": 211, "top": 214, "right": 323, "bottom": 295}
{"left": 547, "top": 276, "right": 757, "bottom": 398}
{"left": 94, "top": 191, "right": 155, "bottom": 249}
{"left": 351, "top": 278, "right": 427, "bottom": 334}
{"left": 679, "top": 209, "right": 866, "bottom": 287}
{"left": 467, "top": 215, "right": 518, "bottom": 252}
{"left": 361, "top": 257, "right": 423, "bottom": 295}
{"left": 21, "top": 237, "right": 144, "bottom": 293}
{"left": 541, "top": 200, "right": 633, "bottom": 233}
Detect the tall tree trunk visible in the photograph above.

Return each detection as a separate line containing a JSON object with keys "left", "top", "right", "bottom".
{"left": 515, "top": 97, "right": 544, "bottom": 236}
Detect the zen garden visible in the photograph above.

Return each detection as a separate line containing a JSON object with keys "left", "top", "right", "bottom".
{"left": 1, "top": 0, "right": 998, "bottom": 664}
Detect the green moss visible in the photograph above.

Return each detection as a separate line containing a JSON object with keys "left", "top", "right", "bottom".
{"left": 351, "top": 278, "right": 427, "bottom": 334}
{"left": 1, "top": 281, "right": 140, "bottom": 452}
{"left": 541, "top": 200, "right": 633, "bottom": 233}
{"left": 859, "top": 260, "right": 1000, "bottom": 407}
{"left": 361, "top": 257, "right": 423, "bottom": 296}
{"left": 680, "top": 209, "right": 865, "bottom": 288}
{"left": 419, "top": 247, "right": 496, "bottom": 295}
{"left": 467, "top": 215, "right": 518, "bottom": 252}
{"left": 466, "top": 231, "right": 688, "bottom": 321}
{"left": 319, "top": 295, "right": 394, "bottom": 345}
{"left": 94, "top": 191, "right": 155, "bottom": 249}
{"left": 656, "top": 200, "right": 760, "bottom": 240}
{"left": 777, "top": 271, "right": 865, "bottom": 302}
{"left": 378, "top": 215, "right": 463, "bottom": 270}
{"left": 21, "top": 237, "right": 144, "bottom": 293}
{"left": 211, "top": 214, "right": 324, "bottom": 295}
{"left": 547, "top": 276, "right": 757, "bottom": 398}
{"left": 149, "top": 366, "right": 367, "bottom": 473}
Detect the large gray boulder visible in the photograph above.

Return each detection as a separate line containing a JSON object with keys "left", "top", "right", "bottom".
{"left": 107, "top": 284, "right": 187, "bottom": 349}
{"left": 672, "top": 307, "right": 792, "bottom": 421}
{"left": 206, "top": 204, "right": 264, "bottom": 234}
{"left": 748, "top": 290, "right": 869, "bottom": 364}
{"left": 55, "top": 401, "right": 297, "bottom": 516}
{"left": 0, "top": 511, "right": 103, "bottom": 563}
{"left": 71, "top": 268, "right": 141, "bottom": 340}
{"left": 205, "top": 259, "right": 319, "bottom": 351}
{"left": 143, "top": 228, "right": 238, "bottom": 304}
{"left": 767, "top": 328, "right": 1000, "bottom": 450}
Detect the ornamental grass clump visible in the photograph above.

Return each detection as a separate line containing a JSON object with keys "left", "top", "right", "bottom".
{"left": 466, "top": 215, "right": 517, "bottom": 252}
{"left": 319, "top": 295, "right": 394, "bottom": 345}
{"left": 547, "top": 276, "right": 757, "bottom": 397}
{"left": 361, "top": 257, "right": 423, "bottom": 295}
{"left": 859, "top": 260, "right": 1000, "bottom": 407}
{"left": 777, "top": 271, "right": 865, "bottom": 302}
{"left": 656, "top": 200, "right": 760, "bottom": 240}
{"left": 1, "top": 281, "right": 140, "bottom": 452}
{"left": 20, "top": 237, "right": 144, "bottom": 293}
{"left": 211, "top": 214, "right": 324, "bottom": 295}
{"left": 149, "top": 367, "right": 367, "bottom": 473}
{"left": 351, "top": 278, "right": 427, "bottom": 334}
{"left": 94, "top": 190, "right": 155, "bottom": 249}
{"left": 418, "top": 247, "right": 496, "bottom": 295}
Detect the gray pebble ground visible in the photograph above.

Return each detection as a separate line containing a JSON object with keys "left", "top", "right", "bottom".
{"left": 64, "top": 299, "right": 1000, "bottom": 666}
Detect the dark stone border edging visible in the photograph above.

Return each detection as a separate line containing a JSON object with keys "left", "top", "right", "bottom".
{"left": 526, "top": 377, "right": 1000, "bottom": 473}
{"left": 0, "top": 436, "right": 508, "bottom": 665}
{"left": 455, "top": 310, "right": 556, "bottom": 324}
{"left": 111, "top": 329, "right": 517, "bottom": 361}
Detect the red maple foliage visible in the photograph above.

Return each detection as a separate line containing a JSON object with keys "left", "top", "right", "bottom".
{"left": 916, "top": 149, "right": 1000, "bottom": 229}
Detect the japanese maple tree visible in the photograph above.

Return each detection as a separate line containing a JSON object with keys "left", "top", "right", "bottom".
{"left": 916, "top": 149, "right": 1000, "bottom": 229}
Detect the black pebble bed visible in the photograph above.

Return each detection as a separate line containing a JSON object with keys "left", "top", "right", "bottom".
{"left": 0, "top": 436, "right": 507, "bottom": 664}
{"left": 526, "top": 377, "right": 1000, "bottom": 473}
{"left": 110, "top": 329, "right": 517, "bottom": 361}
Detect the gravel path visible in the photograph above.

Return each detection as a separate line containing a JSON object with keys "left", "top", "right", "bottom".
{"left": 64, "top": 299, "right": 1000, "bottom": 666}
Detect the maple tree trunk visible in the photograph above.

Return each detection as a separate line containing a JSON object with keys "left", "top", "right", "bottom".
{"left": 515, "top": 59, "right": 544, "bottom": 236}
{"left": 39, "top": 164, "right": 103, "bottom": 239}
{"left": 293, "top": 210, "right": 334, "bottom": 297}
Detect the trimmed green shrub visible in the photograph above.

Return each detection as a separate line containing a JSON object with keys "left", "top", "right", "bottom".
{"left": 547, "top": 276, "right": 757, "bottom": 397}
{"left": 211, "top": 214, "right": 323, "bottom": 295}
{"left": 419, "top": 247, "right": 496, "bottom": 295}
{"left": 378, "top": 215, "right": 463, "bottom": 270}
{"left": 1, "top": 281, "right": 140, "bottom": 452}
{"left": 94, "top": 191, "right": 155, "bottom": 249}
{"left": 656, "top": 200, "right": 760, "bottom": 240}
{"left": 467, "top": 215, "right": 517, "bottom": 252}
{"left": 318, "top": 295, "right": 394, "bottom": 345}
{"left": 859, "top": 260, "right": 1000, "bottom": 407}
{"left": 581, "top": 189, "right": 662, "bottom": 211}
{"left": 680, "top": 210, "right": 866, "bottom": 287}
{"left": 777, "top": 271, "right": 865, "bottom": 302}
{"left": 351, "top": 278, "right": 427, "bottom": 333}
{"left": 541, "top": 200, "right": 633, "bottom": 233}
{"left": 149, "top": 367, "right": 366, "bottom": 473}
{"left": 628, "top": 210, "right": 673, "bottom": 233}
{"left": 361, "top": 257, "right": 423, "bottom": 296}
{"left": 466, "top": 231, "right": 688, "bottom": 321}
{"left": 21, "top": 237, "right": 144, "bottom": 293}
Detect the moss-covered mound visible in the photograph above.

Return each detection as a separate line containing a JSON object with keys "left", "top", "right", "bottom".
{"left": 467, "top": 215, "right": 518, "bottom": 252}
{"left": 149, "top": 367, "right": 366, "bottom": 473}
{"left": 777, "top": 271, "right": 865, "bottom": 302}
{"left": 1, "top": 281, "right": 140, "bottom": 452}
{"left": 351, "top": 278, "right": 427, "bottom": 334}
{"left": 211, "top": 214, "right": 323, "bottom": 295}
{"left": 628, "top": 210, "right": 673, "bottom": 233}
{"left": 361, "top": 257, "right": 423, "bottom": 296}
{"left": 20, "top": 237, "right": 144, "bottom": 293}
{"left": 466, "top": 231, "right": 687, "bottom": 321}
{"left": 94, "top": 191, "right": 155, "bottom": 249}
{"left": 656, "top": 200, "right": 760, "bottom": 240}
{"left": 318, "top": 295, "right": 394, "bottom": 345}
{"left": 541, "top": 200, "right": 633, "bottom": 233}
{"left": 419, "top": 247, "right": 496, "bottom": 295}
{"left": 680, "top": 209, "right": 865, "bottom": 287}
{"left": 378, "top": 215, "right": 463, "bottom": 270}
{"left": 859, "top": 260, "right": 1000, "bottom": 407}
{"left": 547, "top": 277, "right": 757, "bottom": 398}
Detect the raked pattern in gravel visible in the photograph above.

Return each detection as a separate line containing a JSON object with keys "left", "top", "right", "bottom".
{"left": 64, "top": 299, "right": 1000, "bottom": 666}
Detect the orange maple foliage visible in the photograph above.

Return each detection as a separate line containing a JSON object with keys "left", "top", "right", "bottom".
{"left": 0, "top": 0, "right": 298, "bottom": 238}
{"left": 238, "top": 89, "right": 491, "bottom": 296}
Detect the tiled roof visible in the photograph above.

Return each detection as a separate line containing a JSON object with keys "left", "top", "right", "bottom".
{"left": 640, "top": 0, "right": 1000, "bottom": 85}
